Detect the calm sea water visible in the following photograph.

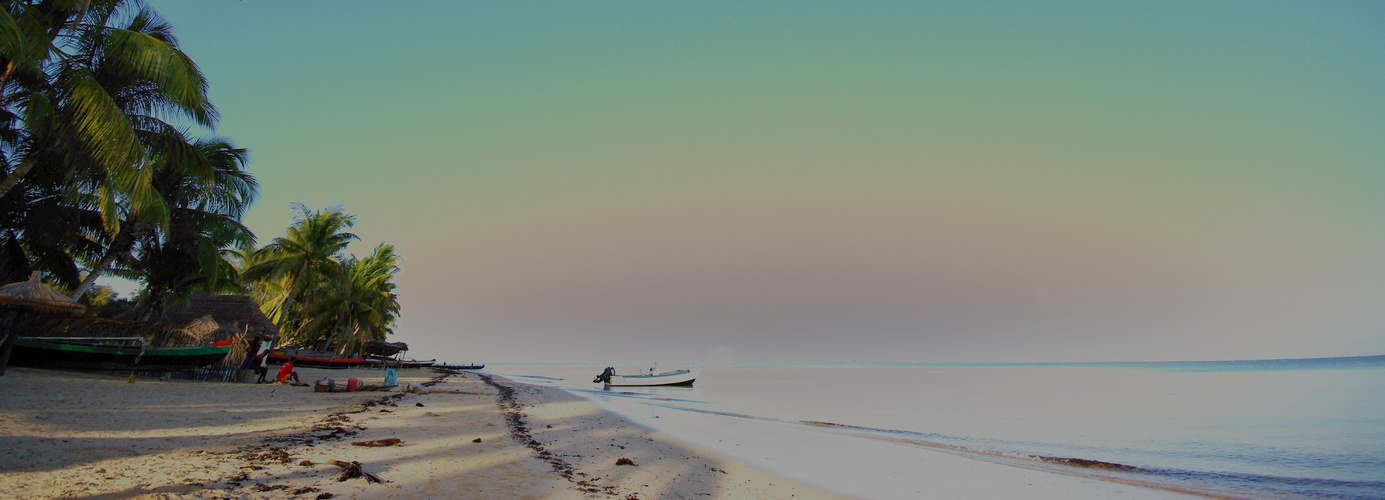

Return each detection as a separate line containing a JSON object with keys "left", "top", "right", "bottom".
{"left": 485, "top": 356, "right": 1385, "bottom": 499}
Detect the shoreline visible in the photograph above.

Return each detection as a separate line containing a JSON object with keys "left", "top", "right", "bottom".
{"left": 0, "top": 366, "right": 838, "bottom": 499}
{"left": 491, "top": 365, "right": 1220, "bottom": 499}
{"left": 0, "top": 365, "right": 1218, "bottom": 499}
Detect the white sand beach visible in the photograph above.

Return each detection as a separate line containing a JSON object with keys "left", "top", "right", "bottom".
{"left": 0, "top": 367, "right": 1204, "bottom": 499}
{"left": 0, "top": 367, "right": 836, "bottom": 499}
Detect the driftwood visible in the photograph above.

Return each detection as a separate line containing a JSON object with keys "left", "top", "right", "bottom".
{"left": 300, "top": 459, "right": 386, "bottom": 483}
{"left": 351, "top": 438, "right": 402, "bottom": 447}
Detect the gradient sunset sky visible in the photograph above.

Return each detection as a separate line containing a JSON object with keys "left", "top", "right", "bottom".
{"left": 141, "top": 1, "right": 1385, "bottom": 363}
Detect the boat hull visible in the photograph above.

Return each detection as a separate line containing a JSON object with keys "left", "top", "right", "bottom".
{"left": 266, "top": 350, "right": 364, "bottom": 369}
{"left": 364, "top": 357, "right": 436, "bottom": 369}
{"left": 604, "top": 367, "right": 701, "bottom": 387}
{"left": 9, "top": 338, "right": 231, "bottom": 372}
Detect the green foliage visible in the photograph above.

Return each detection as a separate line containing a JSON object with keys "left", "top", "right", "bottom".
{"left": 296, "top": 243, "right": 402, "bottom": 353}
{"left": 118, "top": 137, "right": 257, "bottom": 320}
{"left": 2, "top": 0, "right": 217, "bottom": 232}
{"left": 1, "top": 0, "right": 252, "bottom": 312}
{"left": 0, "top": 4, "right": 404, "bottom": 353}
{"left": 242, "top": 205, "right": 402, "bottom": 353}
{"left": 80, "top": 284, "right": 134, "bottom": 318}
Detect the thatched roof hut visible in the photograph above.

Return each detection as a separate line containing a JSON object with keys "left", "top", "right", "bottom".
{"left": 153, "top": 294, "right": 279, "bottom": 339}
{"left": 19, "top": 294, "right": 278, "bottom": 369}
{"left": 0, "top": 272, "right": 85, "bottom": 315}
{"left": 362, "top": 340, "right": 408, "bottom": 357}
{"left": 2, "top": 272, "right": 89, "bottom": 375}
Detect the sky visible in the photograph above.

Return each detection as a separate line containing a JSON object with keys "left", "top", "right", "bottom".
{"left": 130, "top": 0, "right": 1385, "bottom": 363}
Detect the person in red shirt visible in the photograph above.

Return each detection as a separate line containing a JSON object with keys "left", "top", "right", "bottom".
{"left": 277, "top": 356, "right": 301, "bottom": 384}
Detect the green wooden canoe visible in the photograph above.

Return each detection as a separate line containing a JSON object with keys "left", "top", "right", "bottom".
{"left": 9, "top": 337, "right": 232, "bottom": 372}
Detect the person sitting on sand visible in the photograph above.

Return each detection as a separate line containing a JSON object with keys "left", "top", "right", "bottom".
{"left": 253, "top": 349, "right": 270, "bottom": 383}
{"left": 277, "top": 356, "right": 301, "bottom": 384}
{"left": 239, "top": 347, "right": 269, "bottom": 383}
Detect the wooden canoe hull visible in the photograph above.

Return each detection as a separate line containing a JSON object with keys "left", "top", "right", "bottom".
{"left": 266, "top": 350, "right": 363, "bottom": 369}
{"left": 9, "top": 338, "right": 231, "bottom": 372}
{"left": 435, "top": 363, "right": 485, "bottom": 370}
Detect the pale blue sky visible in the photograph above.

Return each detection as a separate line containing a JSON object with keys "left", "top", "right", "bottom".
{"left": 126, "top": 1, "right": 1385, "bottom": 363}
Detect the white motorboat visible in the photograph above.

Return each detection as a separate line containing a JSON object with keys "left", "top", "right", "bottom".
{"left": 593, "top": 365, "right": 701, "bottom": 386}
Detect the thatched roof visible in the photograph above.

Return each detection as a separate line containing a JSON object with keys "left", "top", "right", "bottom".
{"left": 362, "top": 340, "right": 408, "bottom": 356}
{"left": 156, "top": 294, "right": 279, "bottom": 338}
{"left": 0, "top": 272, "right": 85, "bottom": 315}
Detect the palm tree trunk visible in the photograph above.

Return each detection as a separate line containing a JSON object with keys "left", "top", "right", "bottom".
{"left": 69, "top": 226, "right": 140, "bottom": 300}
{"left": 269, "top": 291, "right": 296, "bottom": 349}
{"left": 0, "top": 61, "right": 15, "bottom": 88}
{"left": 0, "top": 160, "right": 35, "bottom": 200}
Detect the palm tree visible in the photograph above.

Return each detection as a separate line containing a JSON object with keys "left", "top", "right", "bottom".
{"left": 0, "top": 0, "right": 216, "bottom": 237}
{"left": 241, "top": 204, "right": 359, "bottom": 335}
{"left": 294, "top": 243, "right": 402, "bottom": 353}
{"left": 114, "top": 137, "right": 257, "bottom": 319}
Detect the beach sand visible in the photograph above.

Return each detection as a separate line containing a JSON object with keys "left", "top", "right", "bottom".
{"left": 0, "top": 367, "right": 839, "bottom": 499}
{"left": 0, "top": 366, "right": 1206, "bottom": 499}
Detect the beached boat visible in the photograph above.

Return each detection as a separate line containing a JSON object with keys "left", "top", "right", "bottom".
{"left": 435, "top": 363, "right": 485, "bottom": 370}
{"left": 9, "top": 337, "right": 232, "bottom": 371}
{"left": 364, "top": 356, "right": 436, "bottom": 369}
{"left": 266, "top": 348, "right": 363, "bottom": 369}
{"left": 594, "top": 366, "right": 700, "bottom": 386}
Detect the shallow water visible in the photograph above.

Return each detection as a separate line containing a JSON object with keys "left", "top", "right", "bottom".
{"left": 486, "top": 357, "right": 1385, "bottom": 499}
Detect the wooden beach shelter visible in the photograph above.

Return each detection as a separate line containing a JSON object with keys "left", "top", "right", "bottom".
{"left": 0, "top": 272, "right": 87, "bottom": 376}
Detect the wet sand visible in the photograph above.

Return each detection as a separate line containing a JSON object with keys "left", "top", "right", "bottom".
{"left": 0, "top": 366, "right": 839, "bottom": 499}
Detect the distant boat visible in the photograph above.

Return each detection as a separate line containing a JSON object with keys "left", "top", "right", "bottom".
{"left": 594, "top": 366, "right": 700, "bottom": 386}
{"left": 10, "top": 337, "right": 231, "bottom": 372}
{"left": 435, "top": 363, "right": 485, "bottom": 370}
{"left": 266, "top": 348, "right": 363, "bottom": 369}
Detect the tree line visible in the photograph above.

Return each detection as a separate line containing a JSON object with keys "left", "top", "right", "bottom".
{"left": 1, "top": 1, "right": 401, "bottom": 353}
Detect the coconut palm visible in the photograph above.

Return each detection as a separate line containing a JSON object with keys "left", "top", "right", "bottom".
{"left": 241, "top": 204, "right": 358, "bottom": 334}
{"left": 0, "top": 0, "right": 216, "bottom": 236}
{"left": 112, "top": 137, "right": 256, "bottom": 319}
{"left": 293, "top": 243, "right": 401, "bottom": 353}
{"left": 68, "top": 136, "right": 253, "bottom": 297}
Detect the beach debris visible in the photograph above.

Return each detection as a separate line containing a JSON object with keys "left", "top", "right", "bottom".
{"left": 316, "top": 493, "right": 334, "bottom": 499}
{"left": 242, "top": 448, "right": 292, "bottom": 464}
{"left": 352, "top": 438, "right": 402, "bottom": 447}
{"left": 1035, "top": 456, "right": 1141, "bottom": 471}
{"left": 416, "top": 402, "right": 425, "bottom": 407}
{"left": 251, "top": 483, "right": 290, "bottom": 492}
{"left": 290, "top": 486, "right": 320, "bottom": 495}
{"left": 477, "top": 373, "right": 578, "bottom": 480}
{"left": 472, "top": 437, "right": 482, "bottom": 443}
{"left": 616, "top": 457, "right": 636, "bottom": 466}
{"left": 301, "top": 459, "right": 387, "bottom": 483}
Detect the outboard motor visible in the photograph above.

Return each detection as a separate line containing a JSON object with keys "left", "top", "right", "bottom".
{"left": 593, "top": 367, "right": 615, "bottom": 384}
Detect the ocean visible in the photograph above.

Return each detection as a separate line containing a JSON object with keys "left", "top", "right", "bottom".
{"left": 484, "top": 356, "right": 1385, "bottom": 499}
